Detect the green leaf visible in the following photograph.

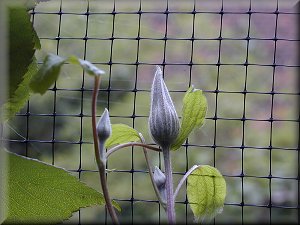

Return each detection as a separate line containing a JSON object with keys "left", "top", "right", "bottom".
{"left": 8, "top": 6, "right": 36, "bottom": 99}
{"left": 68, "top": 56, "right": 105, "bottom": 77}
{"left": 105, "top": 124, "right": 140, "bottom": 148}
{"left": 3, "top": 58, "right": 38, "bottom": 121}
{"left": 171, "top": 87, "right": 207, "bottom": 150}
{"left": 32, "top": 27, "right": 41, "bottom": 50}
{"left": 187, "top": 165, "right": 226, "bottom": 223}
{"left": 1, "top": 149, "right": 120, "bottom": 224}
{"left": 29, "top": 55, "right": 105, "bottom": 95}
{"left": 1, "top": 6, "right": 41, "bottom": 121}
{"left": 29, "top": 54, "right": 66, "bottom": 94}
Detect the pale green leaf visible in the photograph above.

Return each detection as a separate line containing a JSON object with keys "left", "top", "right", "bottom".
{"left": 1, "top": 149, "right": 120, "bottom": 224}
{"left": 105, "top": 124, "right": 140, "bottom": 148}
{"left": 187, "top": 165, "right": 226, "bottom": 223}
{"left": 171, "top": 87, "right": 207, "bottom": 150}
{"left": 68, "top": 56, "right": 105, "bottom": 77}
{"left": 29, "top": 54, "right": 66, "bottom": 94}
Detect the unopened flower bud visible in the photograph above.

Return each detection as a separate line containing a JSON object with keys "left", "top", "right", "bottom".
{"left": 153, "top": 166, "right": 166, "bottom": 204}
{"left": 153, "top": 166, "right": 166, "bottom": 188}
{"left": 149, "top": 66, "right": 180, "bottom": 149}
{"left": 97, "top": 108, "right": 111, "bottom": 144}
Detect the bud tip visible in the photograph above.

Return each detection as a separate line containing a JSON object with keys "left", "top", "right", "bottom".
{"left": 96, "top": 108, "right": 112, "bottom": 143}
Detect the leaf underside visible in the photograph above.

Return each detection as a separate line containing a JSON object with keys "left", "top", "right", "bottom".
{"left": 1, "top": 149, "right": 120, "bottom": 224}
{"left": 29, "top": 54, "right": 106, "bottom": 95}
{"left": 171, "top": 87, "right": 207, "bottom": 150}
{"left": 187, "top": 165, "right": 226, "bottom": 223}
{"left": 29, "top": 53, "right": 66, "bottom": 94}
{"left": 68, "top": 56, "right": 105, "bottom": 76}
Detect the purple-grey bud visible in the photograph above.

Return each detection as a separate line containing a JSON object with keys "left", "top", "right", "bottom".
{"left": 153, "top": 166, "right": 167, "bottom": 204}
{"left": 96, "top": 108, "right": 111, "bottom": 144}
{"left": 149, "top": 66, "right": 180, "bottom": 149}
{"left": 153, "top": 166, "right": 166, "bottom": 188}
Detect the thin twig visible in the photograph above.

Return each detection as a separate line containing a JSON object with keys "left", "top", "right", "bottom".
{"left": 92, "top": 76, "right": 101, "bottom": 168}
{"left": 139, "top": 133, "right": 166, "bottom": 209}
{"left": 173, "top": 165, "right": 201, "bottom": 201}
{"left": 92, "top": 76, "right": 119, "bottom": 225}
{"left": 106, "top": 142, "right": 161, "bottom": 158}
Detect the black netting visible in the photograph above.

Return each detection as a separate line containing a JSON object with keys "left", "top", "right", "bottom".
{"left": 5, "top": 0, "right": 299, "bottom": 223}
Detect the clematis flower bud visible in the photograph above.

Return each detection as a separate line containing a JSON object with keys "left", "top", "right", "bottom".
{"left": 149, "top": 66, "right": 180, "bottom": 149}
{"left": 96, "top": 108, "right": 111, "bottom": 159}
{"left": 153, "top": 166, "right": 167, "bottom": 204}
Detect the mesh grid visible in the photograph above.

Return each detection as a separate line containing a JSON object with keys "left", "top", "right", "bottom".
{"left": 6, "top": 0, "right": 299, "bottom": 223}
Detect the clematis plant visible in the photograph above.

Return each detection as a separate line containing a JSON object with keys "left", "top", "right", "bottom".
{"left": 22, "top": 52, "right": 226, "bottom": 224}
{"left": 92, "top": 66, "right": 227, "bottom": 224}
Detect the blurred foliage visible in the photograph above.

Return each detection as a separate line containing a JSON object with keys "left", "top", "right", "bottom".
{"left": 2, "top": 6, "right": 40, "bottom": 121}
{"left": 7, "top": 0, "right": 298, "bottom": 224}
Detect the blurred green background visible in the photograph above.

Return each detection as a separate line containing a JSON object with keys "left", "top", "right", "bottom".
{"left": 8, "top": 0, "right": 298, "bottom": 223}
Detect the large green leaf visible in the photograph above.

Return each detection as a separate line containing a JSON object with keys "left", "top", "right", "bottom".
{"left": 8, "top": 6, "right": 36, "bottom": 99}
{"left": 3, "top": 58, "right": 38, "bottom": 121}
{"left": 105, "top": 124, "right": 140, "bottom": 148}
{"left": 171, "top": 87, "right": 207, "bottom": 150}
{"left": 1, "top": 6, "right": 40, "bottom": 121}
{"left": 1, "top": 149, "right": 120, "bottom": 224}
{"left": 29, "top": 54, "right": 66, "bottom": 94}
{"left": 187, "top": 165, "right": 226, "bottom": 223}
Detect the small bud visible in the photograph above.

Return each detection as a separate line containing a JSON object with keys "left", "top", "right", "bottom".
{"left": 149, "top": 66, "right": 180, "bottom": 149}
{"left": 97, "top": 108, "right": 111, "bottom": 144}
{"left": 97, "top": 108, "right": 111, "bottom": 161}
{"left": 153, "top": 166, "right": 167, "bottom": 204}
{"left": 153, "top": 166, "right": 166, "bottom": 188}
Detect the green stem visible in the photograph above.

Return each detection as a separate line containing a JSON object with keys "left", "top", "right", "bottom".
{"left": 173, "top": 165, "right": 201, "bottom": 201}
{"left": 98, "top": 162, "right": 119, "bottom": 224}
{"left": 106, "top": 142, "right": 161, "bottom": 158}
{"left": 92, "top": 76, "right": 101, "bottom": 169}
{"left": 92, "top": 76, "right": 119, "bottom": 225}
{"left": 139, "top": 133, "right": 167, "bottom": 209}
{"left": 163, "top": 147, "right": 176, "bottom": 224}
